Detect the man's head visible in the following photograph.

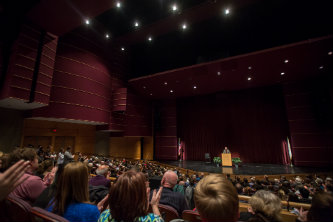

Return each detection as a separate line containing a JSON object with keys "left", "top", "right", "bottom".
{"left": 161, "top": 170, "right": 178, "bottom": 188}
{"left": 194, "top": 174, "right": 239, "bottom": 222}
{"left": 96, "top": 165, "right": 109, "bottom": 177}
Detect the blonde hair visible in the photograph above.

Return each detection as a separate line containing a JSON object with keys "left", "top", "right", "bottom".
{"left": 52, "top": 162, "right": 90, "bottom": 215}
{"left": 194, "top": 174, "right": 239, "bottom": 222}
{"left": 249, "top": 190, "right": 282, "bottom": 221}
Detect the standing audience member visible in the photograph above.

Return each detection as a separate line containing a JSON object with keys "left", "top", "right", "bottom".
{"left": 64, "top": 146, "right": 74, "bottom": 163}
{"left": 152, "top": 170, "right": 189, "bottom": 216}
{"left": 57, "top": 148, "right": 65, "bottom": 165}
{"left": 89, "top": 165, "right": 111, "bottom": 188}
{"left": 47, "top": 162, "right": 100, "bottom": 222}
{"left": 194, "top": 174, "right": 239, "bottom": 222}
{"left": 9, "top": 148, "right": 47, "bottom": 204}
{"left": 98, "top": 170, "right": 164, "bottom": 222}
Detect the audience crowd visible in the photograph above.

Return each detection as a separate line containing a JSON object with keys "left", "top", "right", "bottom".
{"left": 0, "top": 145, "right": 332, "bottom": 222}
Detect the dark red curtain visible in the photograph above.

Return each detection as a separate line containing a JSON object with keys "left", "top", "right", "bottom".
{"left": 177, "top": 86, "right": 290, "bottom": 164}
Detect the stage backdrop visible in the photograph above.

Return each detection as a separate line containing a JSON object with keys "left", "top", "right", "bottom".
{"left": 177, "top": 85, "right": 290, "bottom": 164}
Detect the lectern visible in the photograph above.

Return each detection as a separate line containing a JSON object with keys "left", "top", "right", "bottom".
{"left": 221, "top": 153, "right": 232, "bottom": 166}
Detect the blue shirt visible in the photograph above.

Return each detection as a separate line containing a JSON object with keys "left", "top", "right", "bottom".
{"left": 47, "top": 202, "right": 100, "bottom": 222}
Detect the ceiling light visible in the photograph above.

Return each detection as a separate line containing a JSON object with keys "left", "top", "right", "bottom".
{"left": 281, "top": 72, "right": 285, "bottom": 75}
{"left": 105, "top": 34, "right": 110, "bottom": 39}
{"left": 225, "top": 8, "right": 230, "bottom": 15}
{"left": 164, "top": 82, "right": 168, "bottom": 85}
{"left": 134, "top": 21, "right": 139, "bottom": 27}
{"left": 150, "top": 93, "right": 153, "bottom": 96}
{"left": 148, "top": 36, "right": 152, "bottom": 41}
{"left": 328, "top": 51, "right": 332, "bottom": 55}
{"left": 116, "top": 2, "right": 121, "bottom": 8}
{"left": 182, "top": 23, "right": 187, "bottom": 30}
{"left": 143, "top": 86, "right": 146, "bottom": 89}
{"left": 217, "top": 71, "right": 221, "bottom": 76}
{"left": 319, "top": 66, "right": 324, "bottom": 69}
{"left": 193, "top": 86, "right": 197, "bottom": 89}
{"left": 172, "top": 4, "right": 178, "bottom": 11}
{"left": 248, "top": 66, "right": 252, "bottom": 70}
{"left": 170, "top": 90, "right": 173, "bottom": 93}
{"left": 284, "top": 59, "right": 289, "bottom": 63}
{"left": 121, "top": 47, "right": 125, "bottom": 51}
{"left": 247, "top": 77, "right": 252, "bottom": 81}
{"left": 85, "top": 19, "right": 90, "bottom": 25}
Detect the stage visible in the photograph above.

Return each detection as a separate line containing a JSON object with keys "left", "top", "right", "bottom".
{"left": 160, "top": 160, "right": 332, "bottom": 175}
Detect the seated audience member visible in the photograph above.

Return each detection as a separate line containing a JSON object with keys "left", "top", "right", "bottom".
{"left": 151, "top": 170, "right": 189, "bottom": 216}
{"left": 194, "top": 174, "right": 239, "bottom": 222}
{"left": 57, "top": 148, "right": 65, "bottom": 165}
{"left": 9, "top": 147, "right": 47, "bottom": 204}
{"left": 297, "top": 191, "right": 333, "bottom": 222}
{"left": 36, "top": 159, "right": 54, "bottom": 178}
{"left": 243, "top": 190, "right": 282, "bottom": 222}
{"left": 0, "top": 160, "right": 30, "bottom": 201}
{"left": 47, "top": 162, "right": 100, "bottom": 222}
{"left": 98, "top": 170, "right": 163, "bottom": 222}
{"left": 89, "top": 165, "right": 111, "bottom": 188}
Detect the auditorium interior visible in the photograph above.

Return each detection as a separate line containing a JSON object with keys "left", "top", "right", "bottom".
{"left": 1, "top": 0, "right": 333, "bottom": 174}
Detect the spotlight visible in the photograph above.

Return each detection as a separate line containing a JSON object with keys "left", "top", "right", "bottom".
{"left": 148, "top": 36, "right": 152, "bottom": 41}
{"left": 247, "top": 77, "right": 252, "bottom": 81}
{"left": 172, "top": 4, "right": 178, "bottom": 11}
{"left": 225, "top": 8, "right": 230, "bottom": 15}
{"left": 85, "top": 19, "right": 90, "bottom": 25}
{"left": 121, "top": 47, "right": 125, "bottom": 51}
{"left": 281, "top": 72, "right": 285, "bottom": 75}
{"left": 105, "top": 34, "right": 110, "bottom": 39}
{"left": 116, "top": 1, "right": 121, "bottom": 8}
{"left": 182, "top": 23, "right": 187, "bottom": 30}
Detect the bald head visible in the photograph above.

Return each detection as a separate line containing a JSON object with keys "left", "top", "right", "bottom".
{"left": 161, "top": 170, "right": 178, "bottom": 188}
{"left": 96, "top": 164, "right": 109, "bottom": 177}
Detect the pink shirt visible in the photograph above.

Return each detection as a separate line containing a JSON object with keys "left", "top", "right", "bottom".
{"left": 11, "top": 172, "right": 47, "bottom": 204}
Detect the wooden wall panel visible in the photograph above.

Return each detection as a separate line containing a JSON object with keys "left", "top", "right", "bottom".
{"left": 143, "top": 136, "right": 153, "bottom": 160}
{"left": 22, "top": 119, "right": 95, "bottom": 154}
{"left": 109, "top": 137, "right": 141, "bottom": 159}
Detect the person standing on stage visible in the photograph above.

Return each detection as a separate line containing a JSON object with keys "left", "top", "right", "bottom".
{"left": 223, "top": 146, "right": 231, "bottom": 154}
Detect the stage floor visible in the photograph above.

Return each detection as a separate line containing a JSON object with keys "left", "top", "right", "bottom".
{"left": 160, "top": 160, "right": 332, "bottom": 175}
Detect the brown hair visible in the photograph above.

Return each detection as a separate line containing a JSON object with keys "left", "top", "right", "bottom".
{"left": 109, "top": 170, "right": 148, "bottom": 221}
{"left": 307, "top": 191, "right": 333, "bottom": 222}
{"left": 52, "top": 162, "right": 90, "bottom": 215}
{"left": 7, "top": 147, "right": 37, "bottom": 168}
{"left": 194, "top": 174, "right": 239, "bottom": 222}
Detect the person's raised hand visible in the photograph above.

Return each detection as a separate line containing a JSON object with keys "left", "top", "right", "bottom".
{"left": 0, "top": 160, "right": 30, "bottom": 200}
{"left": 150, "top": 186, "right": 163, "bottom": 206}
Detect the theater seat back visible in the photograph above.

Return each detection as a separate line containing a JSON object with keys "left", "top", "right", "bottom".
{"left": 182, "top": 210, "right": 201, "bottom": 222}
{"left": 6, "top": 194, "right": 32, "bottom": 222}
{"left": 158, "top": 204, "right": 179, "bottom": 222}
{"left": 30, "top": 207, "right": 69, "bottom": 222}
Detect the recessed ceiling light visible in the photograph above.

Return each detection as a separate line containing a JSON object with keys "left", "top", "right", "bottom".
{"left": 182, "top": 23, "right": 187, "bottom": 30}
{"left": 217, "top": 71, "right": 221, "bottom": 76}
{"left": 225, "top": 8, "right": 230, "bottom": 15}
{"left": 105, "top": 34, "right": 110, "bottom": 39}
{"left": 150, "top": 93, "right": 153, "bottom": 96}
{"left": 116, "top": 2, "right": 121, "bottom": 8}
{"left": 148, "top": 36, "right": 152, "bottom": 41}
{"left": 121, "top": 47, "right": 125, "bottom": 51}
{"left": 284, "top": 59, "right": 289, "bottom": 63}
{"left": 248, "top": 66, "right": 252, "bottom": 70}
{"left": 85, "top": 19, "right": 90, "bottom": 25}
{"left": 328, "top": 51, "right": 332, "bottom": 55}
{"left": 281, "top": 72, "right": 285, "bottom": 75}
{"left": 247, "top": 77, "right": 252, "bottom": 81}
{"left": 143, "top": 86, "right": 146, "bottom": 89}
{"left": 164, "top": 82, "right": 168, "bottom": 85}
{"left": 134, "top": 21, "right": 139, "bottom": 27}
{"left": 170, "top": 90, "right": 174, "bottom": 93}
{"left": 319, "top": 66, "right": 324, "bottom": 69}
{"left": 172, "top": 4, "right": 178, "bottom": 11}
{"left": 193, "top": 86, "right": 197, "bottom": 89}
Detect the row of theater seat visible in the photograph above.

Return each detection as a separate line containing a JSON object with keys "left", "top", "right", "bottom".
{"left": 0, "top": 194, "right": 68, "bottom": 222}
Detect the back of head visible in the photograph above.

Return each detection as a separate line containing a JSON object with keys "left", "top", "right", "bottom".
{"left": 53, "top": 162, "right": 89, "bottom": 215}
{"left": 96, "top": 165, "right": 109, "bottom": 176}
{"left": 109, "top": 170, "right": 148, "bottom": 222}
{"left": 249, "top": 190, "right": 281, "bottom": 221}
{"left": 194, "top": 174, "right": 239, "bottom": 222}
{"left": 307, "top": 191, "right": 333, "bottom": 222}
{"left": 8, "top": 147, "right": 36, "bottom": 166}
{"left": 162, "top": 170, "right": 178, "bottom": 188}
